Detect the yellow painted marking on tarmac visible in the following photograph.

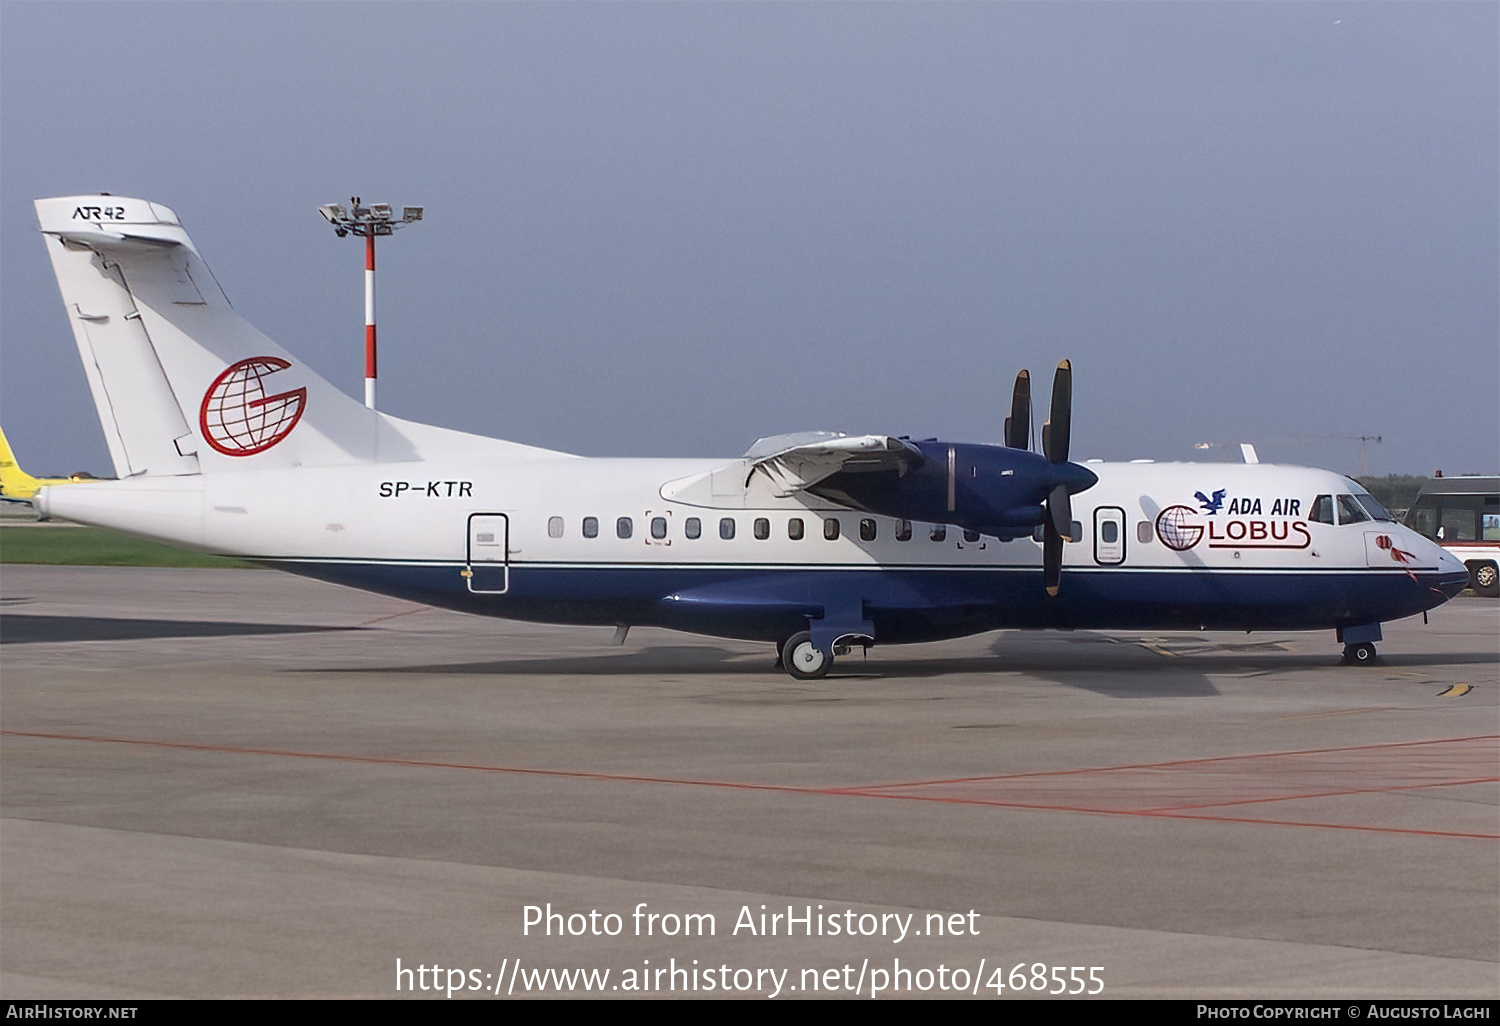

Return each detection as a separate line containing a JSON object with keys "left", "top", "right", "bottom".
{"left": 1438, "top": 684, "right": 1472, "bottom": 698}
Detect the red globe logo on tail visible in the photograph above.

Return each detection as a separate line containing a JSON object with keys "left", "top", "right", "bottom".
{"left": 199, "top": 357, "right": 307, "bottom": 456}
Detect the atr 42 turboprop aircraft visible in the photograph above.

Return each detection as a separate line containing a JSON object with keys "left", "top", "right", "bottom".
{"left": 27, "top": 195, "right": 1469, "bottom": 677}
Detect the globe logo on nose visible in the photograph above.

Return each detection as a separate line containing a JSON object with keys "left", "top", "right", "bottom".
{"left": 199, "top": 357, "right": 307, "bottom": 456}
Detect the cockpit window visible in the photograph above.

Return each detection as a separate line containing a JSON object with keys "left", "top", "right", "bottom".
{"left": 1352, "top": 492, "right": 1394, "bottom": 522}
{"left": 1336, "top": 494, "right": 1370, "bottom": 525}
{"left": 1309, "top": 495, "right": 1334, "bottom": 524}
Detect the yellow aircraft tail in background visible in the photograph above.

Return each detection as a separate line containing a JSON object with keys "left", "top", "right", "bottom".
{"left": 0, "top": 427, "right": 89, "bottom": 501}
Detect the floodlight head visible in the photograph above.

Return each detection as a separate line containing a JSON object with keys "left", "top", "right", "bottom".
{"left": 402, "top": 207, "right": 423, "bottom": 222}
{"left": 319, "top": 203, "right": 350, "bottom": 224}
{"left": 370, "top": 204, "right": 393, "bottom": 221}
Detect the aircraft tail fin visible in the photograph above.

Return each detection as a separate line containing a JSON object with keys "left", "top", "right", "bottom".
{"left": 0, "top": 427, "right": 44, "bottom": 500}
{"left": 35, "top": 196, "right": 406, "bottom": 477}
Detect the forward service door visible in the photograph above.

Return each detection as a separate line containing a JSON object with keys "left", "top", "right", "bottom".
{"left": 1093, "top": 506, "right": 1127, "bottom": 565}
{"left": 466, "top": 513, "right": 510, "bottom": 593}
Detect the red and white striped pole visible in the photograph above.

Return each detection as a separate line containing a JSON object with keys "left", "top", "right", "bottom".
{"left": 364, "top": 232, "right": 377, "bottom": 409}
{"left": 318, "top": 199, "right": 421, "bottom": 408}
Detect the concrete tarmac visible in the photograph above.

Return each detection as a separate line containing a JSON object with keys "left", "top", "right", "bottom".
{"left": 1, "top": 565, "right": 1495, "bottom": 999}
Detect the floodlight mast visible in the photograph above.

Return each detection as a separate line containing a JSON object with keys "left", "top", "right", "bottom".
{"left": 317, "top": 198, "right": 424, "bottom": 409}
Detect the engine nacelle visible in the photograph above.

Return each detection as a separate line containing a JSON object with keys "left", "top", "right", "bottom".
{"left": 808, "top": 439, "right": 1096, "bottom": 538}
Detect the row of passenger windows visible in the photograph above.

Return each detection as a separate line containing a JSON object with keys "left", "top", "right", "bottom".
{"left": 544, "top": 496, "right": 1387, "bottom": 546}
{"left": 547, "top": 515, "right": 985, "bottom": 543}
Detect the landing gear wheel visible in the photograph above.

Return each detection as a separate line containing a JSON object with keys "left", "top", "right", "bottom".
{"left": 1342, "top": 642, "right": 1378, "bottom": 666}
{"left": 782, "top": 632, "right": 832, "bottom": 680}
{"left": 1470, "top": 561, "right": 1499, "bottom": 597}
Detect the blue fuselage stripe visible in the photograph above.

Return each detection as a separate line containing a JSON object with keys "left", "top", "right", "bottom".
{"left": 260, "top": 559, "right": 1469, "bottom": 646}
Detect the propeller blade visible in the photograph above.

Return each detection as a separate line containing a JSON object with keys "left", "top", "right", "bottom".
{"left": 1042, "top": 359, "right": 1072, "bottom": 464}
{"left": 1043, "top": 519, "right": 1063, "bottom": 596}
{"left": 1048, "top": 483, "right": 1072, "bottom": 537}
{"left": 1040, "top": 360, "right": 1079, "bottom": 595}
{"left": 1003, "top": 369, "right": 1030, "bottom": 449}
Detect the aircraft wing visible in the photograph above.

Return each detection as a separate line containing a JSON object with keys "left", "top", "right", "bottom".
{"left": 744, "top": 433, "right": 925, "bottom": 497}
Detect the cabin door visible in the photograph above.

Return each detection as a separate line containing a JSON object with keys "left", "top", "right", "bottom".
{"left": 466, "top": 513, "right": 510, "bottom": 593}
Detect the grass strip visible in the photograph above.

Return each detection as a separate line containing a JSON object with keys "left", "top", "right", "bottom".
{"left": 0, "top": 523, "right": 255, "bottom": 568}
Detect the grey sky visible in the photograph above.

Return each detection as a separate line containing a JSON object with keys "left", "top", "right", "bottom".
{"left": 2, "top": 2, "right": 1495, "bottom": 479}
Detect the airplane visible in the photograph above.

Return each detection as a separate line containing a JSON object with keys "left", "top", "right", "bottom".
{"left": 23, "top": 194, "right": 1470, "bottom": 676}
{"left": 0, "top": 425, "right": 94, "bottom": 504}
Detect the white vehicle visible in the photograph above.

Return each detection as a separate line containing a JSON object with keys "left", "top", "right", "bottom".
{"left": 27, "top": 195, "right": 1469, "bottom": 675}
{"left": 1401, "top": 476, "right": 1500, "bottom": 597}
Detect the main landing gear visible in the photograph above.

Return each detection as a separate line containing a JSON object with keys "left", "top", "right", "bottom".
{"left": 1341, "top": 641, "right": 1378, "bottom": 666}
{"left": 781, "top": 632, "right": 832, "bottom": 680}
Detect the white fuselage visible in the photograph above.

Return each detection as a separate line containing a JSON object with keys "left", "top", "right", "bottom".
{"left": 39, "top": 454, "right": 1469, "bottom": 646}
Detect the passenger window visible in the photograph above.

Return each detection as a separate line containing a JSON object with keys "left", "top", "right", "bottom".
{"left": 1336, "top": 494, "right": 1370, "bottom": 525}
{"left": 685, "top": 517, "right": 701, "bottom": 539}
{"left": 788, "top": 518, "right": 804, "bottom": 540}
{"left": 963, "top": 528, "right": 980, "bottom": 543}
{"left": 1137, "top": 521, "right": 1153, "bottom": 544}
{"left": 719, "top": 518, "right": 736, "bottom": 540}
{"left": 754, "top": 518, "right": 770, "bottom": 540}
{"left": 824, "top": 518, "right": 841, "bottom": 541}
{"left": 1069, "top": 520, "right": 1082, "bottom": 542}
{"left": 1101, "top": 520, "right": 1118, "bottom": 544}
{"left": 895, "top": 519, "right": 912, "bottom": 542}
{"left": 861, "top": 518, "right": 877, "bottom": 542}
{"left": 1309, "top": 495, "right": 1334, "bottom": 525}
{"left": 930, "top": 524, "right": 947, "bottom": 542}
{"left": 583, "top": 516, "right": 599, "bottom": 539}
{"left": 548, "top": 516, "right": 564, "bottom": 539}
{"left": 651, "top": 517, "right": 668, "bottom": 540}
{"left": 616, "top": 517, "right": 633, "bottom": 539}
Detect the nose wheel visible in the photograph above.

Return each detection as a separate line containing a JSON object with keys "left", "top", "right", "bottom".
{"left": 1341, "top": 642, "right": 1378, "bottom": 666}
{"left": 781, "top": 632, "right": 832, "bottom": 679}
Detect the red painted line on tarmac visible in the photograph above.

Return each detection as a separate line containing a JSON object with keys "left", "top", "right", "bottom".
{"left": 1137, "top": 775, "right": 1500, "bottom": 814}
{"left": 0, "top": 730, "right": 825, "bottom": 797}
{"left": 4, "top": 729, "right": 1495, "bottom": 840}
{"left": 841, "top": 790, "right": 1499, "bottom": 840}
{"left": 353, "top": 606, "right": 431, "bottom": 628}
{"left": 847, "top": 735, "right": 1500, "bottom": 791}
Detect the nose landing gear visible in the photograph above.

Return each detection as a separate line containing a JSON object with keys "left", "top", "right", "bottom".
{"left": 1342, "top": 641, "right": 1378, "bottom": 666}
